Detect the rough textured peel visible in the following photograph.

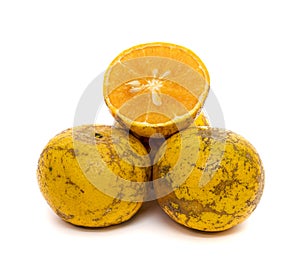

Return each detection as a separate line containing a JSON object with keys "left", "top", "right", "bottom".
{"left": 37, "top": 125, "right": 151, "bottom": 227}
{"left": 153, "top": 127, "right": 264, "bottom": 232}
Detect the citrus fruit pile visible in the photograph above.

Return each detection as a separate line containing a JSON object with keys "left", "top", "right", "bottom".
{"left": 37, "top": 42, "right": 264, "bottom": 232}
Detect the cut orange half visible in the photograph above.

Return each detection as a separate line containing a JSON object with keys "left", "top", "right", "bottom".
{"left": 103, "top": 42, "right": 210, "bottom": 138}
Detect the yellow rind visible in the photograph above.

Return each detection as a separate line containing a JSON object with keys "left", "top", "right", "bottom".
{"left": 193, "top": 111, "right": 210, "bottom": 127}
{"left": 114, "top": 111, "right": 210, "bottom": 163}
{"left": 153, "top": 127, "right": 264, "bottom": 232}
{"left": 37, "top": 125, "right": 151, "bottom": 227}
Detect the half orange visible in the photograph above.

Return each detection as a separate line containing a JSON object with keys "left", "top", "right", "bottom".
{"left": 103, "top": 42, "right": 210, "bottom": 138}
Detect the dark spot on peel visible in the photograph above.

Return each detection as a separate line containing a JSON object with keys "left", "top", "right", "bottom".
{"left": 95, "top": 133, "right": 103, "bottom": 138}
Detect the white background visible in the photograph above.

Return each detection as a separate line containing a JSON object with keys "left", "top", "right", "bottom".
{"left": 1, "top": 0, "right": 299, "bottom": 256}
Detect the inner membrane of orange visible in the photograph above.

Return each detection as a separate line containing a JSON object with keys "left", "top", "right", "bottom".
{"left": 108, "top": 77, "right": 199, "bottom": 124}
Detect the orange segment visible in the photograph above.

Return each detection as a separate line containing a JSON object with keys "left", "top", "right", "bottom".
{"left": 103, "top": 42, "right": 210, "bottom": 138}
{"left": 113, "top": 42, "right": 209, "bottom": 81}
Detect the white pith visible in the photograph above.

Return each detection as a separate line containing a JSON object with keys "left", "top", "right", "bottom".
{"left": 126, "top": 69, "right": 171, "bottom": 106}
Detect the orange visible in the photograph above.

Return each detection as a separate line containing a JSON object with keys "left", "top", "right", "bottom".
{"left": 103, "top": 42, "right": 210, "bottom": 138}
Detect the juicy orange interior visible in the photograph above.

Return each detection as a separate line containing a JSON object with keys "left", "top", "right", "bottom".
{"left": 104, "top": 42, "right": 210, "bottom": 126}
{"left": 109, "top": 77, "right": 198, "bottom": 115}
{"left": 117, "top": 44, "right": 208, "bottom": 80}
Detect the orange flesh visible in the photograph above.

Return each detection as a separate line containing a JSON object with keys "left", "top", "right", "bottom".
{"left": 108, "top": 77, "right": 199, "bottom": 124}
{"left": 117, "top": 44, "right": 208, "bottom": 80}
{"left": 104, "top": 42, "right": 210, "bottom": 131}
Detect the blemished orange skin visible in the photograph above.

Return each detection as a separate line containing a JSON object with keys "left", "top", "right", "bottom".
{"left": 113, "top": 111, "right": 210, "bottom": 163}
{"left": 37, "top": 125, "right": 151, "bottom": 227}
{"left": 153, "top": 127, "right": 264, "bottom": 232}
